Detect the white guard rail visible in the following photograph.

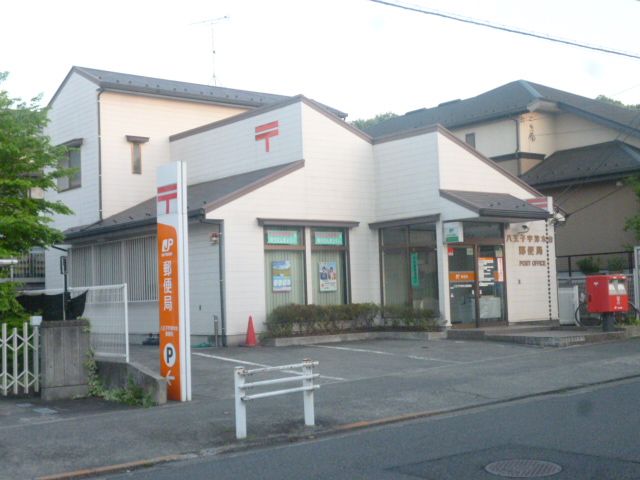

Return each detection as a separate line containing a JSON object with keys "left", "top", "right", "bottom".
{"left": 234, "top": 359, "right": 319, "bottom": 439}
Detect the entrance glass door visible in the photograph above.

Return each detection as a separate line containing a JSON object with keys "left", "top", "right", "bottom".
{"left": 448, "top": 246, "right": 477, "bottom": 325}
{"left": 410, "top": 248, "right": 439, "bottom": 312}
{"left": 477, "top": 245, "right": 506, "bottom": 324}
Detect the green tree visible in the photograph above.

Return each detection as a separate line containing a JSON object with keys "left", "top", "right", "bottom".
{"left": 596, "top": 95, "right": 640, "bottom": 110}
{"left": 0, "top": 72, "right": 72, "bottom": 259}
{"left": 350, "top": 111, "right": 398, "bottom": 131}
{"left": 0, "top": 72, "right": 72, "bottom": 324}
{"left": 624, "top": 175, "right": 640, "bottom": 241}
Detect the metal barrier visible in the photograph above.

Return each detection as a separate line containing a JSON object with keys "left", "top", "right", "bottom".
{"left": 21, "top": 284, "right": 129, "bottom": 362}
{"left": 1, "top": 323, "right": 39, "bottom": 396}
{"left": 234, "top": 359, "right": 319, "bottom": 439}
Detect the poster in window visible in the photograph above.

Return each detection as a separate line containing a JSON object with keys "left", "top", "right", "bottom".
{"left": 272, "top": 260, "right": 292, "bottom": 292}
{"left": 410, "top": 252, "right": 420, "bottom": 288}
{"left": 319, "top": 261, "right": 337, "bottom": 292}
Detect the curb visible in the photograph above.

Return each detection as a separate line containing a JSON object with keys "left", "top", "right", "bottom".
{"left": 36, "top": 454, "right": 192, "bottom": 480}
{"left": 262, "top": 331, "right": 445, "bottom": 347}
{"left": 39, "top": 372, "right": 640, "bottom": 479}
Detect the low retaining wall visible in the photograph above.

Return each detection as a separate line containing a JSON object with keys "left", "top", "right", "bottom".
{"left": 97, "top": 360, "right": 167, "bottom": 405}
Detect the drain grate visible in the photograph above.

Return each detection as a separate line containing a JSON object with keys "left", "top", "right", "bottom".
{"left": 485, "top": 459, "right": 562, "bottom": 478}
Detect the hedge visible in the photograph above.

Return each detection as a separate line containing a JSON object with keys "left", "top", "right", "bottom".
{"left": 264, "top": 303, "right": 437, "bottom": 337}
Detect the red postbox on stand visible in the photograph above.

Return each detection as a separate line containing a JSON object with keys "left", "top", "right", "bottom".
{"left": 586, "top": 274, "right": 628, "bottom": 331}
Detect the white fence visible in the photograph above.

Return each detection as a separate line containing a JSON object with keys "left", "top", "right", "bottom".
{"left": 1, "top": 322, "right": 39, "bottom": 396}
{"left": 234, "top": 359, "right": 319, "bottom": 439}
{"left": 21, "top": 284, "right": 129, "bottom": 362}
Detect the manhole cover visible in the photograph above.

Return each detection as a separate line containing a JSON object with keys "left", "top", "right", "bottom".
{"left": 485, "top": 459, "right": 562, "bottom": 478}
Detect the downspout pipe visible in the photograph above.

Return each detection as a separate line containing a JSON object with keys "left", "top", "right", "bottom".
{"left": 199, "top": 217, "right": 227, "bottom": 347}
{"left": 97, "top": 88, "right": 104, "bottom": 221}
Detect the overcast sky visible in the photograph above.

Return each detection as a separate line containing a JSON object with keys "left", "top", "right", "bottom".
{"left": 2, "top": 0, "right": 640, "bottom": 120}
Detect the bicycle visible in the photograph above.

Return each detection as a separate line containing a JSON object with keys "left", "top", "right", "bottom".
{"left": 574, "top": 298, "right": 640, "bottom": 328}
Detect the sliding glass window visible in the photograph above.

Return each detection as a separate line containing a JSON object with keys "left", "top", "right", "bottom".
{"left": 264, "top": 227, "right": 306, "bottom": 313}
{"left": 380, "top": 223, "right": 439, "bottom": 312}
{"left": 311, "top": 229, "right": 348, "bottom": 305}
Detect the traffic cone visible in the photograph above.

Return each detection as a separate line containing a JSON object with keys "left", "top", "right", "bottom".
{"left": 244, "top": 315, "right": 258, "bottom": 347}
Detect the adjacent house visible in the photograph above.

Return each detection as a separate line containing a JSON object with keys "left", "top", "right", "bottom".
{"left": 365, "top": 81, "right": 640, "bottom": 275}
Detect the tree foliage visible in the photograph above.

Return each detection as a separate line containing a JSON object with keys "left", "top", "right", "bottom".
{"left": 350, "top": 112, "right": 398, "bottom": 131}
{"left": 624, "top": 175, "right": 640, "bottom": 241}
{"left": 596, "top": 95, "right": 640, "bottom": 111}
{"left": 0, "top": 72, "right": 72, "bottom": 259}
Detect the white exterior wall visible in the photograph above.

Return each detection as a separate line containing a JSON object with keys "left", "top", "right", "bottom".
{"left": 99, "top": 92, "right": 247, "bottom": 218}
{"left": 45, "top": 73, "right": 101, "bottom": 289}
{"left": 170, "top": 103, "right": 303, "bottom": 185}
{"left": 451, "top": 118, "right": 517, "bottom": 158}
{"left": 373, "top": 133, "right": 441, "bottom": 222}
{"left": 187, "top": 223, "right": 222, "bottom": 336}
{"left": 505, "top": 220, "right": 559, "bottom": 322}
{"left": 437, "top": 135, "right": 534, "bottom": 199}
{"left": 45, "top": 73, "right": 101, "bottom": 230}
{"left": 300, "top": 105, "right": 379, "bottom": 305}
{"left": 202, "top": 103, "right": 377, "bottom": 336}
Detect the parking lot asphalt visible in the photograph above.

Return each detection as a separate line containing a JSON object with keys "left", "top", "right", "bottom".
{"left": 3, "top": 337, "right": 640, "bottom": 479}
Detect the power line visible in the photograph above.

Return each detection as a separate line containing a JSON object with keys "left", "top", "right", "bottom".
{"left": 367, "top": 0, "right": 640, "bottom": 61}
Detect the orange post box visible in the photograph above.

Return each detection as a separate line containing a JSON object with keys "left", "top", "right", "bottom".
{"left": 586, "top": 274, "right": 628, "bottom": 314}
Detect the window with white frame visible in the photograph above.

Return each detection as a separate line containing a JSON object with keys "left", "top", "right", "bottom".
{"left": 58, "top": 139, "right": 83, "bottom": 191}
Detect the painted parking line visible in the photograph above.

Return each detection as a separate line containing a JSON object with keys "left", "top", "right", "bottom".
{"left": 192, "top": 352, "right": 346, "bottom": 381}
{"left": 310, "top": 345, "right": 466, "bottom": 364}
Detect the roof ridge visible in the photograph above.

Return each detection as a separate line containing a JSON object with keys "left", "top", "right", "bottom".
{"left": 74, "top": 66, "right": 287, "bottom": 98}
{"left": 517, "top": 80, "right": 544, "bottom": 100}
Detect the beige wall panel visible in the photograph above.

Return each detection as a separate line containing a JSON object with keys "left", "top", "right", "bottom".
{"left": 546, "top": 183, "right": 638, "bottom": 256}
{"left": 519, "top": 112, "right": 556, "bottom": 156}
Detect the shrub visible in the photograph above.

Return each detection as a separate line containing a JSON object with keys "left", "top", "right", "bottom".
{"left": 576, "top": 257, "right": 600, "bottom": 275}
{"left": 0, "top": 281, "right": 29, "bottom": 329}
{"left": 381, "top": 305, "right": 435, "bottom": 330}
{"left": 606, "top": 256, "right": 626, "bottom": 273}
{"left": 264, "top": 303, "right": 435, "bottom": 337}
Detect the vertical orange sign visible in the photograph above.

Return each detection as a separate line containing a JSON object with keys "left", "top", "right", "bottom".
{"left": 157, "top": 162, "right": 191, "bottom": 402}
{"left": 158, "top": 224, "right": 182, "bottom": 400}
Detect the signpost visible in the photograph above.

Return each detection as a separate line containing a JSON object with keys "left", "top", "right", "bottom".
{"left": 157, "top": 162, "right": 191, "bottom": 402}
{"left": 634, "top": 246, "right": 640, "bottom": 308}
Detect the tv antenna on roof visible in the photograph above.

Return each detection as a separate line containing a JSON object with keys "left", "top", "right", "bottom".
{"left": 190, "top": 15, "right": 230, "bottom": 86}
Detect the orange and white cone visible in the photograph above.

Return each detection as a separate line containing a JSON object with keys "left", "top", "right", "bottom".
{"left": 244, "top": 315, "right": 258, "bottom": 347}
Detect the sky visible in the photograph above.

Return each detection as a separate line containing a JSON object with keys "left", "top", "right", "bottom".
{"left": 2, "top": 0, "right": 640, "bottom": 120}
